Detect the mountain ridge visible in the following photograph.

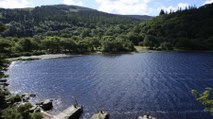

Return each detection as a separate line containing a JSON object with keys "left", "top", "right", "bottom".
{"left": 0, "top": 4, "right": 152, "bottom": 21}
{"left": 0, "top": 4, "right": 152, "bottom": 37}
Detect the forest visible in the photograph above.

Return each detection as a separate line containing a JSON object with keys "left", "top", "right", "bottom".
{"left": 0, "top": 4, "right": 213, "bottom": 56}
{"left": 0, "top": 5, "right": 153, "bottom": 55}
{"left": 140, "top": 3, "right": 213, "bottom": 50}
{"left": 0, "top": 3, "right": 212, "bottom": 56}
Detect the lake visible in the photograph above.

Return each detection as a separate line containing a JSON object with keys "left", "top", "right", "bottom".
{"left": 7, "top": 52, "right": 213, "bottom": 119}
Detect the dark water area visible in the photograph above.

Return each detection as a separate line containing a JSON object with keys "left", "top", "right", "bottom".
{"left": 7, "top": 52, "right": 213, "bottom": 119}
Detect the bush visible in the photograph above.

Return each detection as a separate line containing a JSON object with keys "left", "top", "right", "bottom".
{"left": 101, "top": 36, "right": 134, "bottom": 52}
{"left": 2, "top": 104, "right": 43, "bottom": 119}
{"left": 143, "top": 35, "right": 159, "bottom": 49}
{"left": 30, "top": 112, "right": 43, "bottom": 119}
{"left": 160, "top": 42, "right": 173, "bottom": 50}
{"left": 8, "top": 94, "right": 21, "bottom": 104}
{"left": 2, "top": 107, "right": 23, "bottom": 119}
{"left": 192, "top": 88, "right": 213, "bottom": 114}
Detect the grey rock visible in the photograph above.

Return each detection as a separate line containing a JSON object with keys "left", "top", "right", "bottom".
{"left": 90, "top": 111, "right": 109, "bottom": 119}
{"left": 40, "top": 99, "right": 53, "bottom": 111}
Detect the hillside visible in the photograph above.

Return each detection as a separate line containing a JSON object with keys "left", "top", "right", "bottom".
{"left": 0, "top": 3, "right": 213, "bottom": 52}
{"left": 0, "top": 5, "right": 151, "bottom": 37}
{"left": 138, "top": 3, "right": 213, "bottom": 50}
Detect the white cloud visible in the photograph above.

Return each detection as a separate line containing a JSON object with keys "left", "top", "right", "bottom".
{"left": 159, "top": 2, "right": 189, "bottom": 13}
{"left": 95, "top": 0, "right": 152, "bottom": 15}
{"left": 204, "top": 0, "right": 213, "bottom": 5}
{"left": 63, "top": 0, "right": 83, "bottom": 6}
{"left": 0, "top": 0, "right": 29, "bottom": 8}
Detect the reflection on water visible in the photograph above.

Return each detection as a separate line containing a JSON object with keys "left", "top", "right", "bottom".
{"left": 7, "top": 52, "right": 213, "bottom": 119}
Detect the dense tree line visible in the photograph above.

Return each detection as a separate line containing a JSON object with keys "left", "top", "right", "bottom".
{"left": 137, "top": 3, "right": 213, "bottom": 50}
{"left": 0, "top": 35, "right": 135, "bottom": 57}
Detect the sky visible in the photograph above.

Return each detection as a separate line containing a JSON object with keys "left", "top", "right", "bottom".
{"left": 0, "top": 0, "right": 212, "bottom": 16}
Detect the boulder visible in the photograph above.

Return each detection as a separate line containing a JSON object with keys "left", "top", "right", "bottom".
{"left": 138, "top": 115, "right": 156, "bottom": 119}
{"left": 28, "top": 106, "right": 41, "bottom": 113}
{"left": 21, "top": 93, "right": 30, "bottom": 102}
{"left": 90, "top": 111, "right": 109, "bottom": 119}
{"left": 30, "top": 94, "right": 36, "bottom": 97}
{"left": 21, "top": 93, "right": 36, "bottom": 102}
{"left": 0, "top": 79, "right": 7, "bottom": 82}
{"left": 40, "top": 99, "right": 53, "bottom": 111}
{"left": 0, "top": 82, "right": 9, "bottom": 86}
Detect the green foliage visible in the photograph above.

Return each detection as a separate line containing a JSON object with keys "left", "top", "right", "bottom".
{"left": 0, "top": 5, "right": 151, "bottom": 54}
{"left": 15, "top": 38, "right": 39, "bottom": 52}
{"left": 60, "top": 38, "right": 77, "bottom": 53}
{"left": 0, "top": 39, "right": 12, "bottom": 55}
{"left": 2, "top": 107, "right": 23, "bottom": 119}
{"left": 0, "top": 5, "right": 149, "bottom": 37}
{"left": 0, "top": 24, "right": 10, "bottom": 110}
{"left": 174, "top": 38, "right": 191, "bottom": 50}
{"left": 143, "top": 35, "right": 159, "bottom": 49}
{"left": 0, "top": 3, "right": 212, "bottom": 56}
{"left": 0, "top": 88, "right": 9, "bottom": 109}
{"left": 42, "top": 36, "right": 61, "bottom": 53}
{"left": 0, "top": 55, "right": 10, "bottom": 78}
{"left": 17, "top": 103, "right": 33, "bottom": 119}
{"left": 1, "top": 103, "right": 42, "bottom": 119}
{"left": 140, "top": 3, "right": 213, "bottom": 50}
{"left": 0, "top": 5, "right": 152, "bottom": 54}
{"left": 192, "top": 88, "right": 213, "bottom": 114}
{"left": 1, "top": 87, "right": 43, "bottom": 119}
{"left": 0, "top": 23, "right": 6, "bottom": 32}
{"left": 101, "top": 36, "right": 134, "bottom": 52}
{"left": 127, "top": 32, "right": 144, "bottom": 45}
{"left": 7, "top": 94, "right": 21, "bottom": 104}
{"left": 0, "top": 35, "right": 136, "bottom": 56}
{"left": 0, "top": 23, "right": 42, "bottom": 119}
{"left": 160, "top": 42, "right": 173, "bottom": 50}
{"left": 29, "top": 113, "right": 43, "bottom": 119}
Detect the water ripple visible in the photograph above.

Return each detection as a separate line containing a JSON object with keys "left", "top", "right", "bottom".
{"left": 7, "top": 52, "right": 213, "bottom": 119}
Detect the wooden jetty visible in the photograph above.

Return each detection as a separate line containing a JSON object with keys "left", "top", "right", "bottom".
{"left": 53, "top": 105, "right": 83, "bottom": 119}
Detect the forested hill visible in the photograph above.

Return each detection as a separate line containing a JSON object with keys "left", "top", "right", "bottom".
{"left": 1, "top": 3, "right": 213, "bottom": 52}
{"left": 0, "top": 4, "right": 151, "bottom": 37}
{"left": 139, "top": 3, "right": 213, "bottom": 50}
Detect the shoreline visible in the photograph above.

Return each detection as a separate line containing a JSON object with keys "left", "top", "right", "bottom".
{"left": 8, "top": 50, "right": 213, "bottom": 61}
{"left": 8, "top": 54, "right": 83, "bottom": 61}
{"left": 7, "top": 51, "right": 142, "bottom": 61}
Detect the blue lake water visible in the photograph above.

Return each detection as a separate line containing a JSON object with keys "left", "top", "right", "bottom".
{"left": 7, "top": 52, "right": 213, "bottom": 119}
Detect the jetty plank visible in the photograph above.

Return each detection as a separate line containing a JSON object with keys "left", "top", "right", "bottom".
{"left": 53, "top": 105, "right": 82, "bottom": 119}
